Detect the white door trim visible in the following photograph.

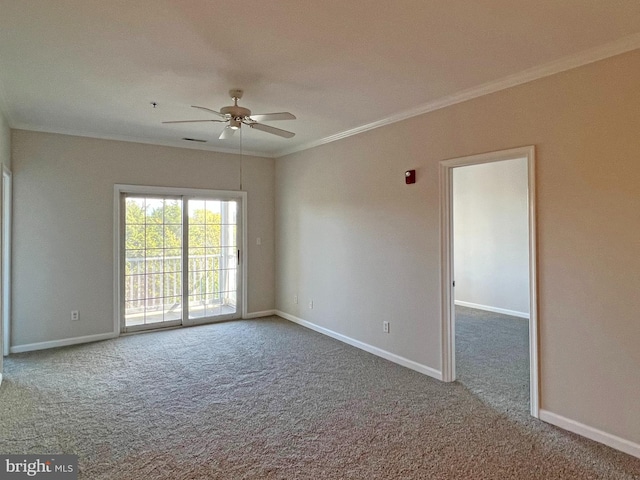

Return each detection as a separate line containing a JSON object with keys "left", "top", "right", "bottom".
{"left": 439, "top": 145, "right": 539, "bottom": 418}
{"left": 2, "top": 166, "right": 11, "bottom": 357}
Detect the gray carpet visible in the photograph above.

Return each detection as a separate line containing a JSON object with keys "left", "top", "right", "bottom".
{"left": 455, "top": 306, "right": 530, "bottom": 417}
{"left": 0, "top": 315, "right": 639, "bottom": 479}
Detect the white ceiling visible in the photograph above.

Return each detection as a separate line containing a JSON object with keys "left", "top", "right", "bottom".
{"left": 1, "top": 1, "right": 640, "bottom": 158}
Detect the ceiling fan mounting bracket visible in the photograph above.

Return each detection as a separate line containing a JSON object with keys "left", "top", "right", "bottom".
{"left": 229, "top": 89, "right": 244, "bottom": 100}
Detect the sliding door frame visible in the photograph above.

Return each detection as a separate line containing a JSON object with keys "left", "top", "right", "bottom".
{"left": 113, "top": 184, "right": 247, "bottom": 334}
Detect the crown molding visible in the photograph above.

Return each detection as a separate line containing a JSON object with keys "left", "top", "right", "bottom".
{"left": 11, "top": 123, "right": 275, "bottom": 158}
{"left": 275, "top": 33, "right": 640, "bottom": 158}
{"left": 4, "top": 33, "right": 640, "bottom": 160}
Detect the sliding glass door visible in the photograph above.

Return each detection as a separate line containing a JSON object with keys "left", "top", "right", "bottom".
{"left": 119, "top": 188, "right": 243, "bottom": 333}
{"left": 186, "top": 198, "right": 238, "bottom": 325}
{"left": 123, "top": 195, "right": 183, "bottom": 328}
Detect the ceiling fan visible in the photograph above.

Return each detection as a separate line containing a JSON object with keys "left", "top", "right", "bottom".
{"left": 163, "top": 89, "right": 296, "bottom": 140}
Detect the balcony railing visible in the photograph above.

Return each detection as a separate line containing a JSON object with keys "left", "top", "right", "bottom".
{"left": 124, "top": 253, "right": 237, "bottom": 314}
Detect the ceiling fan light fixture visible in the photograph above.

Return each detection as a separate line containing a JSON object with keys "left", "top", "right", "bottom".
{"left": 230, "top": 118, "right": 241, "bottom": 130}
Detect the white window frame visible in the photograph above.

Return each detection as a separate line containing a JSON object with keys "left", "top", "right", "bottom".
{"left": 113, "top": 184, "right": 248, "bottom": 334}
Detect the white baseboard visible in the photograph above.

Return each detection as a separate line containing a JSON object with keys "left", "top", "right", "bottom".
{"left": 275, "top": 310, "right": 442, "bottom": 381}
{"left": 244, "top": 310, "right": 277, "bottom": 319}
{"left": 11, "top": 312, "right": 278, "bottom": 352}
{"left": 10, "top": 332, "right": 119, "bottom": 354}
{"left": 539, "top": 409, "right": 640, "bottom": 459}
{"left": 455, "top": 300, "right": 529, "bottom": 319}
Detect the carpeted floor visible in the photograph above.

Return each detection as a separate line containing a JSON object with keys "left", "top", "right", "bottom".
{"left": 1, "top": 314, "right": 639, "bottom": 479}
{"left": 455, "top": 305, "right": 530, "bottom": 418}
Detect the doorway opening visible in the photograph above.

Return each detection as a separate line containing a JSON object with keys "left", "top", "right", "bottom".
{"left": 440, "top": 146, "right": 538, "bottom": 418}
{"left": 115, "top": 185, "right": 246, "bottom": 334}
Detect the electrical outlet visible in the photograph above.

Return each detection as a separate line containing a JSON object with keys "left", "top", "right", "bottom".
{"left": 308, "top": 300, "right": 314, "bottom": 309}
{"left": 71, "top": 310, "right": 80, "bottom": 321}
{"left": 294, "top": 295, "right": 298, "bottom": 304}
{"left": 383, "top": 321, "right": 389, "bottom": 333}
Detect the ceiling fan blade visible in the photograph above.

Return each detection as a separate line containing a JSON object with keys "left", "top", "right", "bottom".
{"left": 249, "top": 112, "right": 296, "bottom": 122}
{"left": 191, "top": 105, "right": 227, "bottom": 118}
{"left": 250, "top": 122, "right": 295, "bottom": 138}
{"left": 162, "top": 119, "right": 224, "bottom": 124}
{"left": 219, "top": 126, "right": 236, "bottom": 140}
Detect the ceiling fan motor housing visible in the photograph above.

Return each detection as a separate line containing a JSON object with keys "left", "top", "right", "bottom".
{"left": 220, "top": 105, "right": 252, "bottom": 119}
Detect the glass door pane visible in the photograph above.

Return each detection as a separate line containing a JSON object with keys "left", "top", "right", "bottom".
{"left": 186, "top": 198, "right": 239, "bottom": 322}
{"left": 124, "top": 196, "right": 183, "bottom": 328}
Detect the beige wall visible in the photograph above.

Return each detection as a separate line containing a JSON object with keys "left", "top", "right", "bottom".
{"left": 12, "top": 131, "right": 275, "bottom": 346}
{"left": 453, "top": 158, "right": 529, "bottom": 316}
{"left": 275, "top": 50, "right": 640, "bottom": 444}
{"left": 7, "top": 47, "right": 640, "bottom": 451}
{"left": 0, "top": 109, "right": 10, "bottom": 372}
